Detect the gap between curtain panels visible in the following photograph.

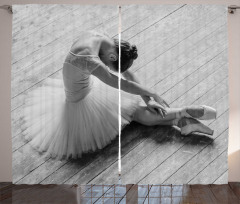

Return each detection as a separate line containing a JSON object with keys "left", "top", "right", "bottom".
{"left": 118, "top": 5, "right": 122, "bottom": 183}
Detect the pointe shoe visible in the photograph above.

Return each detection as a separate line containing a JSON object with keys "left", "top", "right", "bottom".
{"left": 177, "top": 117, "right": 214, "bottom": 136}
{"left": 181, "top": 105, "right": 217, "bottom": 120}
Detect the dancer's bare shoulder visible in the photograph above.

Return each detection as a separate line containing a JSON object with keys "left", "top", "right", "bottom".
{"left": 70, "top": 30, "right": 109, "bottom": 55}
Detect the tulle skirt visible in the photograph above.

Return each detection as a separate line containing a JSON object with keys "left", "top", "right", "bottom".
{"left": 21, "top": 76, "right": 140, "bottom": 159}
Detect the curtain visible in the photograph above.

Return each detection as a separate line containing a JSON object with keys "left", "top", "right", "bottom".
{"left": 120, "top": 4, "right": 228, "bottom": 184}
{"left": 12, "top": 4, "right": 228, "bottom": 185}
{"left": 11, "top": 4, "right": 120, "bottom": 184}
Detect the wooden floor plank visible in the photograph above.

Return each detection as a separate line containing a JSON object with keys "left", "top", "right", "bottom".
{"left": 214, "top": 171, "right": 228, "bottom": 184}
{"left": 12, "top": 5, "right": 113, "bottom": 63}
{"left": 11, "top": 7, "right": 117, "bottom": 83}
{"left": 16, "top": 134, "right": 119, "bottom": 184}
{"left": 13, "top": 5, "right": 79, "bottom": 42}
{"left": 0, "top": 183, "right": 12, "bottom": 190}
{"left": 138, "top": 115, "right": 228, "bottom": 184}
{"left": 92, "top": 127, "right": 179, "bottom": 184}
{"left": 21, "top": 130, "right": 119, "bottom": 184}
{"left": 122, "top": 5, "right": 185, "bottom": 41}
{"left": 0, "top": 186, "right": 13, "bottom": 202}
{"left": 11, "top": 184, "right": 78, "bottom": 204}
{"left": 229, "top": 182, "right": 240, "bottom": 200}
{"left": 130, "top": 90, "right": 227, "bottom": 184}
{"left": 13, "top": 146, "right": 51, "bottom": 183}
{"left": 150, "top": 25, "right": 227, "bottom": 94}
{"left": 125, "top": 184, "right": 138, "bottom": 204}
{"left": 11, "top": 5, "right": 134, "bottom": 77}
{"left": 164, "top": 129, "right": 228, "bottom": 184}
{"left": 46, "top": 140, "right": 122, "bottom": 184}
{"left": 125, "top": 4, "right": 220, "bottom": 46}
{"left": 191, "top": 185, "right": 219, "bottom": 204}
{"left": 189, "top": 150, "right": 228, "bottom": 184}
{"left": 135, "top": 20, "right": 227, "bottom": 86}
{"left": 88, "top": 79, "right": 228, "bottom": 184}
{"left": 210, "top": 184, "right": 240, "bottom": 203}
{"left": 159, "top": 53, "right": 227, "bottom": 107}
{"left": 12, "top": 5, "right": 134, "bottom": 62}
{"left": 11, "top": 7, "right": 118, "bottom": 98}
{"left": 129, "top": 7, "right": 225, "bottom": 73}
{"left": 135, "top": 29, "right": 227, "bottom": 89}
{"left": 171, "top": 70, "right": 228, "bottom": 108}
{"left": 11, "top": 5, "right": 133, "bottom": 77}
{"left": 0, "top": 183, "right": 14, "bottom": 202}
{"left": 105, "top": 92, "right": 227, "bottom": 184}
{"left": 89, "top": 75, "right": 228, "bottom": 183}
{"left": 12, "top": 5, "right": 56, "bottom": 31}
{"left": 12, "top": 5, "right": 55, "bottom": 28}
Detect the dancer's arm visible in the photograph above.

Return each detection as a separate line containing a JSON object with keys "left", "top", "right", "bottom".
{"left": 92, "top": 65, "right": 167, "bottom": 117}
{"left": 122, "top": 70, "right": 170, "bottom": 108}
{"left": 92, "top": 66, "right": 155, "bottom": 97}
{"left": 122, "top": 70, "right": 151, "bottom": 105}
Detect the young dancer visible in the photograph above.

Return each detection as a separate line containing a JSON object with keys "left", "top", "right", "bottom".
{"left": 22, "top": 30, "right": 216, "bottom": 159}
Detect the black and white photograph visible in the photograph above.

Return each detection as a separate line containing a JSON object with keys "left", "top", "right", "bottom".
{"left": 12, "top": 4, "right": 121, "bottom": 184}
{"left": 11, "top": 4, "right": 228, "bottom": 185}
{"left": 118, "top": 4, "right": 228, "bottom": 184}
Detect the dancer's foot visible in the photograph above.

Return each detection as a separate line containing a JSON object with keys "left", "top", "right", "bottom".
{"left": 178, "top": 105, "right": 217, "bottom": 120}
{"left": 174, "top": 117, "right": 214, "bottom": 136}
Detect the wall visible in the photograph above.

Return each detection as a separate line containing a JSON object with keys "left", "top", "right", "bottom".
{"left": 0, "top": 0, "right": 240, "bottom": 182}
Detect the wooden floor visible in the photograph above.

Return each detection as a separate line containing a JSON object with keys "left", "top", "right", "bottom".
{"left": 1, "top": 182, "right": 240, "bottom": 203}
{"left": 11, "top": 5, "right": 228, "bottom": 184}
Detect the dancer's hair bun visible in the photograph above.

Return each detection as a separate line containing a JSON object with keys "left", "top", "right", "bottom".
{"left": 130, "top": 44, "right": 138, "bottom": 60}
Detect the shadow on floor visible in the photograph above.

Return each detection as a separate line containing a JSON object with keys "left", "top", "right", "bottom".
{"left": 121, "top": 121, "right": 214, "bottom": 149}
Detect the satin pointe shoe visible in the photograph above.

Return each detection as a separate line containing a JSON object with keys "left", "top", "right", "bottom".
{"left": 180, "top": 105, "right": 217, "bottom": 120}
{"left": 176, "top": 117, "right": 214, "bottom": 136}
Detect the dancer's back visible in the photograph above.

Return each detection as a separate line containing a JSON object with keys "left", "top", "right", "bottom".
{"left": 62, "top": 31, "right": 111, "bottom": 102}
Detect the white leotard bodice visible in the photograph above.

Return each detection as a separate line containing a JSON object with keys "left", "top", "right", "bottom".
{"left": 62, "top": 51, "right": 102, "bottom": 102}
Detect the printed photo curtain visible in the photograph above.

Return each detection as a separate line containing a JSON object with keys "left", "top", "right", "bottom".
{"left": 11, "top": 4, "right": 228, "bottom": 185}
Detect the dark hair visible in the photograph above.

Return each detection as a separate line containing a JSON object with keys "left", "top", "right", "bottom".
{"left": 113, "top": 38, "right": 138, "bottom": 73}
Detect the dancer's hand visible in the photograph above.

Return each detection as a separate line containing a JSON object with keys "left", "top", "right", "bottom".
{"left": 147, "top": 99, "right": 167, "bottom": 118}
{"left": 152, "top": 94, "right": 170, "bottom": 108}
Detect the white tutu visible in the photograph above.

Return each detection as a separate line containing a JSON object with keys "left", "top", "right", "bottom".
{"left": 22, "top": 71, "right": 140, "bottom": 159}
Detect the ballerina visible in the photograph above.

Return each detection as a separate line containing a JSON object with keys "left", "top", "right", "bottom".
{"left": 22, "top": 30, "right": 216, "bottom": 159}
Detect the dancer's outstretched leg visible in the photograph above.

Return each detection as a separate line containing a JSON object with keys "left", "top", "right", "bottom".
{"left": 175, "top": 105, "right": 217, "bottom": 120}
{"left": 133, "top": 106, "right": 214, "bottom": 135}
{"left": 133, "top": 105, "right": 216, "bottom": 124}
